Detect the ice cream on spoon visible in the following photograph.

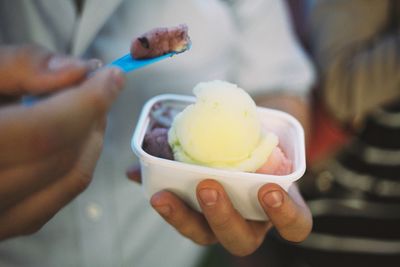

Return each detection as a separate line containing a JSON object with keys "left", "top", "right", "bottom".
{"left": 109, "top": 24, "right": 191, "bottom": 72}
{"left": 131, "top": 24, "right": 191, "bottom": 59}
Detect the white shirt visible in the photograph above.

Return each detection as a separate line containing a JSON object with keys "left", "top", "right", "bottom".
{"left": 0, "top": 0, "right": 314, "bottom": 266}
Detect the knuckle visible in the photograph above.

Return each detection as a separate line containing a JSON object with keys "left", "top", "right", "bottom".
{"left": 170, "top": 215, "right": 217, "bottom": 246}
{"left": 229, "top": 238, "right": 260, "bottom": 257}
{"left": 208, "top": 212, "right": 235, "bottom": 232}
{"left": 192, "top": 234, "right": 216, "bottom": 246}
{"left": 175, "top": 220, "right": 196, "bottom": 237}
{"left": 70, "top": 168, "right": 93, "bottom": 194}
{"left": 21, "top": 221, "right": 45, "bottom": 236}
{"left": 53, "top": 150, "right": 80, "bottom": 178}
{"left": 87, "top": 88, "right": 108, "bottom": 114}
{"left": 233, "top": 247, "right": 256, "bottom": 257}
{"left": 75, "top": 171, "right": 93, "bottom": 193}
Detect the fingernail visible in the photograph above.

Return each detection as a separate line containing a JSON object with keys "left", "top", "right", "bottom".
{"left": 262, "top": 191, "right": 283, "bottom": 208}
{"left": 110, "top": 68, "right": 125, "bottom": 89}
{"left": 199, "top": 189, "right": 218, "bottom": 206}
{"left": 48, "top": 56, "right": 82, "bottom": 71}
{"left": 155, "top": 205, "right": 171, "bottom": 217}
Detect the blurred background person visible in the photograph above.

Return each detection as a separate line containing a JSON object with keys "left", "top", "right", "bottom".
{"left": 234, "top": 0, "right": 400, "bottom": 266}
{"left": 0, "top": 1, "right": 314, "bottom": 266}
{"left": 301, "top": 0, "right": 400, "bottom": 266}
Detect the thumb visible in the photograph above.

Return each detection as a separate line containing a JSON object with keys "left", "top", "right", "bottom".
{"left": 258, "top": 183, "right": 312, "bottom": 242}
{"left": 0, "top": 67, "right": 125, "bottom": 166}
{"left": 126, "top": 164, "right": 142, "bottom": 183}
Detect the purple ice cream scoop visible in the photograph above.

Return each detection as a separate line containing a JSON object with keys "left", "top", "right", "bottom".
{"left": 143, "top": 128, "right": 174, "bottom": 160}
{"left": 142, "top": 101, "right": 185, "bottom": 160}
{"left": 142, "top": 127, "right": 173, "bottom": 160}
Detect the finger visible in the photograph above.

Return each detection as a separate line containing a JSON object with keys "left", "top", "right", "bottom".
{"left": 0, "top": 67, "right": 125, "bottom": 167}
{"left": 95, "top": 114, "right": 108, "bottom": 133}
{"left": 23, "top": 56, "right": 98, "bottom": 94}
{"left": 0, "top": 122, "right": 104, "bottom": 240}
{"left": 0, "top": 144, "right": 81, "bottom": 211}
{"left": 0, "top": 115, "right": 107, "bottom": 212}
{"left": 197, "top": 180, "right": 270, "bottom": 256}
{"left": 150, "top": 190, "right": 217, "bottom": 246}
{"left": 258, "top": 183, "right": 312, "bottom": 243}
{"left": 0, "top": 95, "right": 20, "bottom": 106}
{"left": 126, "top": 165, "right": 142, "bottom": 183}
{"left": 0, "top": 45, "right": 96, "bottom": 95}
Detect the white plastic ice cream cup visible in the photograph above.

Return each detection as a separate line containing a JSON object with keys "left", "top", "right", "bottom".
{"left": 132, "top": 94, "right": 306, "bottom": 221}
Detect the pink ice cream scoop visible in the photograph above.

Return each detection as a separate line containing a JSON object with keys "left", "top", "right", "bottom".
{"left": 256, "top": 146, "right": 292, "bottom": 175}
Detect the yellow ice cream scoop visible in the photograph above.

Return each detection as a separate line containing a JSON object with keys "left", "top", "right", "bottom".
{"left": 168, "top": 80, "right": 278, "bottom": 172}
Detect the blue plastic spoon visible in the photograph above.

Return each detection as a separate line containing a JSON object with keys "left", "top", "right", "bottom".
{"left": 109, "top": 41, "right": 191, "bottom": 72}
{"left": 108, "top": 52, "right": 176, "bottom": 73}
{"left": 23, "top": 49, "right": 188, "bottom": 105}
